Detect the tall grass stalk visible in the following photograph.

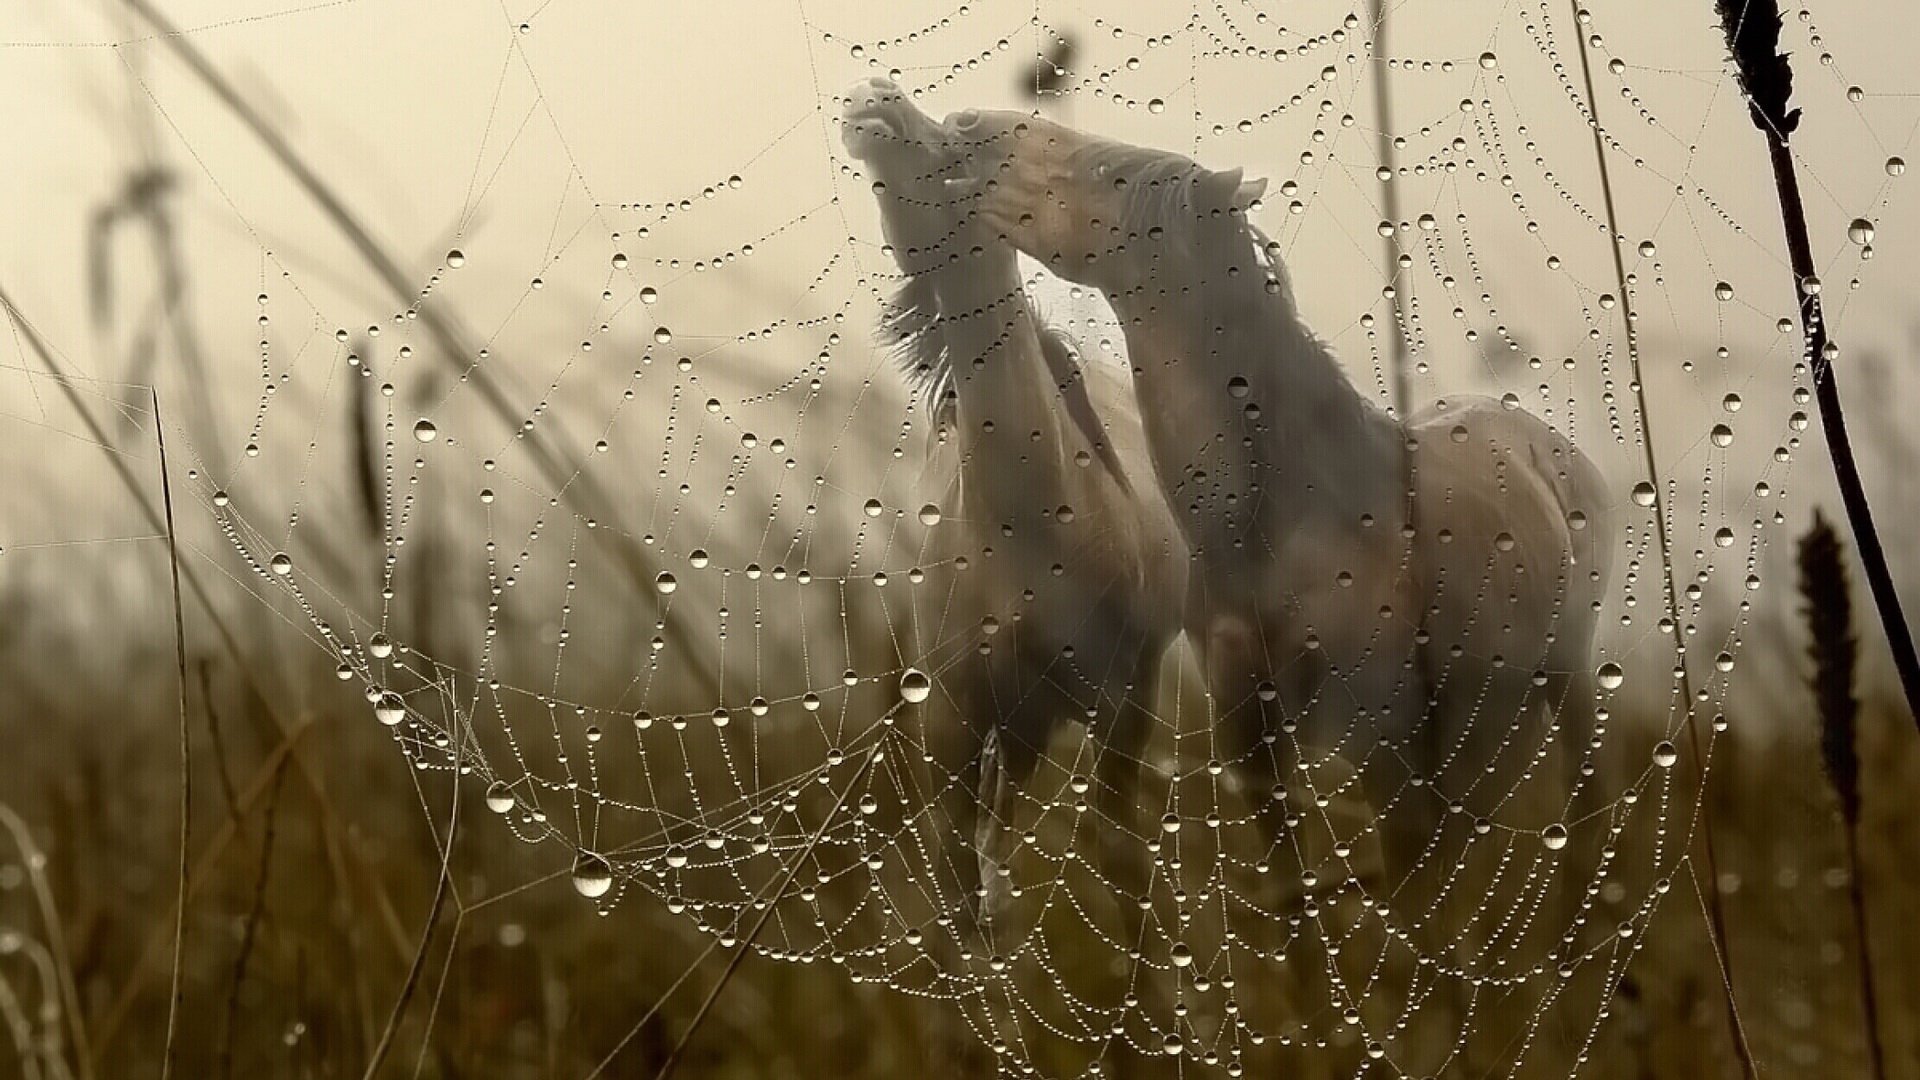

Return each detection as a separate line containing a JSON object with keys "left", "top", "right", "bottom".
{"left": 1797, "top": 511, "right": 1889, "bottom": 1079}
{"left": 1714, "top": 0, "right": 1920, "bottom": 728}
{"left": 152, "top": 389, "right": 193, "bottom": 1080}
{"left": 1566, "top": 6, "right": 1756, "bottom": 1074}
{"left": 116, "top": 0, "right": 723, "bottom": 702}
{"left": 0, "top": 806, "right": 92, "bottom": 1080}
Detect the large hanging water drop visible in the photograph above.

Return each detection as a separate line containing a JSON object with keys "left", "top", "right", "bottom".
{"left": 374, "top": 691, "right": 406, "bottom": 726}
{"left": 572, "top": 851, "right": 614, "bottom": 898}
{"left": 899, "top": 667, "right": 932, "bottom": 704}
{"left": 1597, "top": 662, "right": 1625, "bottom": 690}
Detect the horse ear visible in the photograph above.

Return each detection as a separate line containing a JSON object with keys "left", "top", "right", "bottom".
{"left": 1196, "top": 167, "right": 1268, "bottom": 212}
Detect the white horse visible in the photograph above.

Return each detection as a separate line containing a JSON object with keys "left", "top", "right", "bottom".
{"left": 842, "top": 81, "right": 1187, "bottom": 947}
{"left": 941, "top": 107, "right": 1616, "bottom": 1075}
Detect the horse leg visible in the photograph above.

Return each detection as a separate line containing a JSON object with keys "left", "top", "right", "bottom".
{"left": 1091, "top": 657, "right": 1161, "bottom": 1074}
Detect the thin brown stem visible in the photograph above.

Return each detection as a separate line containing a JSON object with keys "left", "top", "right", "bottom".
{"left": 1566, "top": 6, "right": 1757, "bottom": 1076}
{"left": 360, "top": 722, "right": 462, "bottom": 1079}
{"left": 1714, "top": 0, "right": 1920, "bottom": 729}
{"left": 153, "top": 389, "right": 193, "bottom": 1080}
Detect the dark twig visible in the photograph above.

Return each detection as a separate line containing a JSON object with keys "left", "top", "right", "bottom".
{"left": 1567, "top": 7, "right": 1756, "bottom": 1074}
{"left": 1715, "top": 0, "right": 1920, "bottom": 728}
{"left": 1798, "top": 512, "right": 1889, "bottom": 1079}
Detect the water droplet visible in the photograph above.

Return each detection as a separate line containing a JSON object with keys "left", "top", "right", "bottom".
{"left": 899, "top": 667, "right": 932, "bottom": 704}
{"left": 485, "top": 781, "right": 515, "bottom": 813}
{"left": 270, "top": 552, "right": 294, "bottom": 576}
{"left": 1715, "top": 281, "right": 1735, "bottom": 301}
{"left": 1597, "top": 662, "right": 1625, "bottom": 690}
{"left": 654, "top": 571, "right": 677, "bottom": 594}
{"left": 413, "top": 419, "right": 438, "bottom": 443}
{"left": 374, "top": 691, "right": 406, "bottom": 726}
{"left": 445, "top": 249, "right": 465, "bottom": 268}
{"left": 611, "top": 252, "right": 629, "bottom": 270}
{"left": 1417, "top": 213, "right": 1437, "bottom": 231}
{"left": 864, "top": 498, "right": 884, "bottom": 518}
{"left": 1637, "top": 240, "right": 1656, "bottom": 258}
{"left": 1170, "top": 942, "right": 1193, "bottom": 966}
{"left": 917, "top": 503, "right": 942, "bottom": 526}
{"left": 1848, "top": 218, "right": 1875, "bottom": 245}
{"left": 1147, "top": 97, "right": 1166, "bottom": 113}
{"left": 1630, "top": 481, "right": 1656, "bottom": 507}
{"left": 1541, "top": 823, "right": 1569, "bottom": 850}
{"left": 1887, "top": 156, "right": 1905, "bottom": 177}
{"left": 1161, "top": 812, "right": 1182, "bottom": 834}
{"left": 572, "top": 851, "right": 613, "bottom": 898}
{"left": 368, "top": 633, "right": 393, "bottom": 658}
{"left": 1711, "top": 423, "right": 1734, "bottom": 447}
{"left": 1226, "top": 375, "right": 1250, "bottom": 398}
{"left": 1478, "top": 51, "right": 1499, "bottom": 69}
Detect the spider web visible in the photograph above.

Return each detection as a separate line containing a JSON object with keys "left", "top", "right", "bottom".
{"left": 6, "top": 0, "right": 1914, "bottom": 1075}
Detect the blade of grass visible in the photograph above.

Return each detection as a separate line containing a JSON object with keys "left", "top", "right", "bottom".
{"left": 152, "top": 389, "right": 192, "bottom": 1080}
{"left": 360, "top": 715, "right": 461, "bottom": 1080}
{"left": 1566, "top": 7, "right": 1756, "bottom": 1075}
{"left": 0, "top": 805, "right": 94, "bottom": 1080}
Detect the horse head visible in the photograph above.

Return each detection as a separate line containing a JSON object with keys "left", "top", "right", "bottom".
{"left": 943, "top": 109, "right": 1268, "bottom": 295}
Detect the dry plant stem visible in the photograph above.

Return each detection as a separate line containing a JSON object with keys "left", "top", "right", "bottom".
{"left": 1799, "top": 513, "right": 1888, "bottom": 1078}
{"left": 1769, "top": 145, "right": 1920, "bottom": 725}
{"left": 153, "top": 390, "right": 193, "bottom": 1080}
{"left": 1367, "top": 0, "right": 1438, "bottom": 785}
{"left": 218, "top": 760, "right": 288, "bottom": 1080}
{"left": 116, "top": 0, "right": 723, "bottom": 703}
{"left": 0, "top": 286, "right": 422, "bottom": 1070}
{"left": 360, "top": 729, "right": 462, "bottom": 1080}
{"left": 653, "top": 742, "right": 886, "bottom": 1080}
{"left": 0, "top": 287, "right": 413, "bottom": 1047}
{"left": 1841, "top": 823, "right": 1889, "bottom": 1077}
{"left": 1711, "top": 0, "right": 1920, "bottom": 731}
{"left": 1566, "top": 7, "right": 1757, "bottom": 1076}
{"left": 0, "top": 806, "right": 93, "bottom": 1080}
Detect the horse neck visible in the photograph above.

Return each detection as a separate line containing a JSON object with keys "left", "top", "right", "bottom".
{"left": 1106, "top": 234, "right": 1402, "bottom": 544}
{"left": 930, "top": 256, "right": 1086, "bottom": 526}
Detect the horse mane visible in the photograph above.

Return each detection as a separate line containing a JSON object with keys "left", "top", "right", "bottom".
{"left": 884, "top": 265, "right": 1136, "bottom": 496}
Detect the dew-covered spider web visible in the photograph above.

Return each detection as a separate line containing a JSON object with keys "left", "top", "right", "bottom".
{"left": 6, "top": 0, "right": 1917, "bottom": 1075}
